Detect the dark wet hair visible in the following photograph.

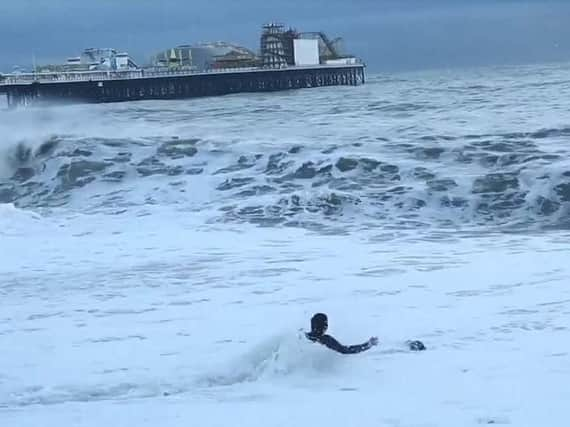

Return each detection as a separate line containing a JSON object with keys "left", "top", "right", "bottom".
{"left": 311, "top": 313, "right": 328, "bottom": 335}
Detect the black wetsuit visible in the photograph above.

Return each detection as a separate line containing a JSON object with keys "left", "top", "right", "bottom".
{"left": 306, "top": 332, "right": 373, "bottom": 354}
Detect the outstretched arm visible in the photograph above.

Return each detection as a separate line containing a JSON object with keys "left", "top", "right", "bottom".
{"left": 320, "top": 335, "right": 375, "bottom": 354}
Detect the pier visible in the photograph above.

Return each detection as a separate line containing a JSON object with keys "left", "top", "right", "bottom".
{"left": 0, "top": 64, "right": 365, "bottom": 108}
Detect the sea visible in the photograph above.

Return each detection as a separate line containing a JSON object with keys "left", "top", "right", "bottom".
{"left": 1, "top": 62, "right": 570, "bottom": 427}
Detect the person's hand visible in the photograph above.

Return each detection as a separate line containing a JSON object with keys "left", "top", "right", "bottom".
{"left": 369, "top": 336, "right": 379, "bottom": 346}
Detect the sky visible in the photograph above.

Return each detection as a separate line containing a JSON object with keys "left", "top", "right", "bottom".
{"left": 1, "top": 0, "right": 570, "bottom": 73}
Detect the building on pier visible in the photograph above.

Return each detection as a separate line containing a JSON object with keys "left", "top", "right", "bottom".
{"left": 151, "top": 42, "right": 257, "bottom": 71}
{"left": 37, "top": 48, "right": 138, "bottom": 73}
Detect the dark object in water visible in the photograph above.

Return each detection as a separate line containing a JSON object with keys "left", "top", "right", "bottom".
{"left": 406, "top": 340, "right": 426, "bottom": 351}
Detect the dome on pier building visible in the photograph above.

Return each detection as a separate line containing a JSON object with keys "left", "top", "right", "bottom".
{"left": 151, "top": 42, "right": 258, "bottom": 71}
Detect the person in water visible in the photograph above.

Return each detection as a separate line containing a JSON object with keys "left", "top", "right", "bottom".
{"left": 305, "top": 313, "right": 378, "bottom": 354}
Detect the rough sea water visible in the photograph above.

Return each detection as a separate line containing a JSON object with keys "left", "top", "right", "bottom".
{"left": 1, "top": 62, "right": 570, "bottom": 426}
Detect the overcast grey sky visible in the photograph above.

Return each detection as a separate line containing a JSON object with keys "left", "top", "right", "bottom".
{"left": 1, "top": 0, "right": 569, "bottom": 73}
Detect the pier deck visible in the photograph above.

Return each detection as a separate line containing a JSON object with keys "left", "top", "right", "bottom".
{"left": 0, "top": 64, "right": 365, "bottom": 108}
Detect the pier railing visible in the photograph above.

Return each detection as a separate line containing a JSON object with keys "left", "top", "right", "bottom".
{"left": 1, "top": 70, "right": 144, "bottom": 85}
{"left": 0, "top": 63, "right": 363, "bottom": 86}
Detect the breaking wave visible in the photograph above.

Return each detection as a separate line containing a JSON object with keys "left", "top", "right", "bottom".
{"left": 1, "top": 127, "right": 569, "bottom": 232}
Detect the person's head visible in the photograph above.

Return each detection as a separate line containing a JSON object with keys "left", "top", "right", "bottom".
{"left": 310, "top": 313, "right": 328, "bottom": 336}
